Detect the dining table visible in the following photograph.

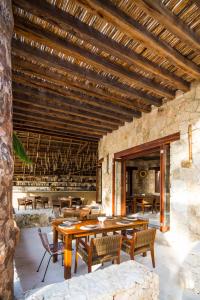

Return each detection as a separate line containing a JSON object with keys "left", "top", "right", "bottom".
{"left": 52, "top": 217, "right": 149, "bottom": 279}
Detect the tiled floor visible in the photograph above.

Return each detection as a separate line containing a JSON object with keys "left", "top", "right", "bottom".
{"left": 14, "top": 227, "right": 199, "bottom": 300}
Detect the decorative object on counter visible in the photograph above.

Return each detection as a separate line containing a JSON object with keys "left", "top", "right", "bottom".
{"left": 13, "top": 175, "right": 96, "bottom": 192}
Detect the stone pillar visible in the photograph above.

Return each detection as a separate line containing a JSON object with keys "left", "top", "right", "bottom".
{"left": 0, "top": 1, "right": 19, "bottom": 299}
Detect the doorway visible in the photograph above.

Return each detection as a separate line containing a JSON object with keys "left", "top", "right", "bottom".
{"left": 113, "top": 133, "right": 179, "bottom": 231}
{"left": 125, "top": 149, "right": 163, "bottom": 228}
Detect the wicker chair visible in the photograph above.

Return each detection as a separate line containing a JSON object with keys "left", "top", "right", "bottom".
{"left": 74, "top": 234, "right": 122, "bottom": 273}
{"left": 36, "top": 196, "right": 49, "bottom": 209}
{"left": 71, "top": 197, "right": 82, "bottom": 206}
{"left": 17, "top": 197, "right": 33, "bottom": 210}
{"left": 136, "top": 198, "right": 154, "bottom": 214}
{"left": 59, "top": 197, "right": 72, "bottom": 210}
{"left": 52, "top": 198, "right": 60, "bottom": 210}
{"left": 37, "top": 228, "right": 64, "bottom": 282}
{"left": 122, "top": 228, "right": 156, "bottom": 268}
{"left": 62, "top": 208, "right": 90, "bottom": 220}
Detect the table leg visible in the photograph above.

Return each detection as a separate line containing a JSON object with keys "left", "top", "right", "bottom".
{"left": 53, "top": 227, "right": 58, "bottom": 263}
{"left": 64, "top": 235, "right": 72, "bottom": 280}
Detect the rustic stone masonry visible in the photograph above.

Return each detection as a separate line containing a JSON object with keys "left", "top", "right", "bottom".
{"left": 0, "top": 1, "right": 19, "bottom": 299}
{"left": 99, "top": 82, "right": 200, "bottom": 295}
{"left": 25, "top": 261, "right": 159, "bottom": 300}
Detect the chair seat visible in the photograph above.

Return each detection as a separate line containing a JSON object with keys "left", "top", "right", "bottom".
{"left": 137, "top": 203, "right": 152, "bottom": 207}
{"left": 122, "top": 240, "right": 150, "bottom": 255}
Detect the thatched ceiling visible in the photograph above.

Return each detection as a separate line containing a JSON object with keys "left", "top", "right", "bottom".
{"left": 14, "top": 131, "right": 97, "bottom": 176}
{"left": 12, "top": 0, "right": 200, "bottom": 143}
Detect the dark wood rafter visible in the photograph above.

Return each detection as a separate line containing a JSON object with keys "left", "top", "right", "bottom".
{"left": 12, "top": 0, "right": 191, "bottom": 91}
{"left": 135, "top": 0, "right": 200, "bottom": 52}
{"left": 13, "top": 83, "right": 138, "bottom": 123}
{"left": 14, "top": 127, "right": 99, "bottom": 142}
{"left": 13, "top": 109, "right": 112, "bottom": 134}
{"left": 77, "top": 0, "right": 200, "bottom": 78}
{"left": 13, "top": 102, "right": 118, "bottom": 131}
{"left": 11, "top": 0, "right": 200, "bottom": 177}
{"left": 13, "top": 95, "right": 123, "bottom": 127}
{"left": 12, "top": 75, "right": 142, "bottom": 118}
{"left": 12, "top": 38, "right": 162, "bottom": 107}
{"left": 12, "top": 55, "right": 151, "bottom": 113}
{"left": 14, "top": 120, "right": 102, "bottom": 139}
{"left": 14, "top": 16, "right": 175, "bottom": 99}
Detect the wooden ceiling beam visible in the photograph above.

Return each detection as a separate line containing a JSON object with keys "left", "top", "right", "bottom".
{"left": 14, "top": 16, "right": 174, "bottom": 99}
{"left": 79, "top": 0, "right": 200, "bottom": 78}
{"left": 13, "top": 142, "right": 97, "bottom": 152}
{"left": 13, "top": 102, "right": 117, "bottom": 131}
{"left": 13, "top": 96, "right": 123, "bottom": 127}
{"left": 12, "top": 38, "right": 162, "bottom": 106}
{"left": 13, "top": 0, "right": 189, "bottom": 91}
{"left": 15, "top": 135, "right": 97, "bottom": 147}
{"left": 14, "top": 119, "right": 103, "bottom": 139}
{"left": 13, "top": 108, "right": 112, "bottom": 134}
{"left": 13, "top": 83, "right": 137, "bottom": 123}
{"left": 135, "top": 0, "right": 200, "bottom": 53}
{"left": 12, "top": 71, "right": 142, "bottom": 118}
{"left": 12, "top": 56, "right": 151, "bottom": 113}
{"left": 192, "top": 1, "right": 200, "bottom": 9}
{"left": 14, "top": 127, "right": 99, "bottom": 142}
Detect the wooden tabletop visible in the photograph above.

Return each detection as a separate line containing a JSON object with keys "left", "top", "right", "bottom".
{"left": 52, "top": 217, "right": 149, "bottom": 237}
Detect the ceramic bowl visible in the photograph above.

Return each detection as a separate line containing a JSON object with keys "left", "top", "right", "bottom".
{"left": 97, "top": 216, "right": 107, "bottom": 223}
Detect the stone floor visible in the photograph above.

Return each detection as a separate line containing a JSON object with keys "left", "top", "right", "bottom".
{"left": 14, "top": 227, "right": 199, "bottom": 300}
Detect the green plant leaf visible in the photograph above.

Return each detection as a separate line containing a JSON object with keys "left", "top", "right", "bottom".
{"left": 13, "top": 132, "right": 32, "bottom": 164}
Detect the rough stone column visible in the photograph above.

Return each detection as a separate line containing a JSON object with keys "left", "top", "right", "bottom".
{"left": 0, "top": 1, "right": 19, "bottom": 299}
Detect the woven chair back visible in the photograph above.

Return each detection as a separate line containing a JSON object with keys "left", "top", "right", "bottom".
{"left": 91, "top": 235, "right": 122, "bottom": 258}
{"left": 134, "top": 228, "right": 156, "bottom": 249}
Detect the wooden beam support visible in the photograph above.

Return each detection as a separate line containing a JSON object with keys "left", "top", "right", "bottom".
{"left": 12, "top": 71, "right": 142, "bottom": 119}
{"left": 13, "top": 96, "right": 123, "bottom": 128}
{"left": 14, "top": 16, "right": 175, "bottom": 99}
{"left": 13, "top": 83, "right": 137, "bottom": 123}
{"left": 13, "top": 102, "right": 117, "bottom": 131}
{"left": 14, "top": 127, "right": 99, "bottom": 142}
{"left": 12, "top": 55, "right": 151, "bottom": 113}
{"left": 13, "top": 107, "right": 112, "bottom": 133}
{"left": 14, "top": 119, "right": 102, "bottom": 139}
{"left": 12, "top": 38, "right": 162, "bottom": 106}
{"left": 13, "top": 0, "right": 190, "bottom": 91}
{"left": 78, "top": 0, "right": 200, "bottom": 78}
{"left": 136, "top": 0, "right": 200, "bottom": 53}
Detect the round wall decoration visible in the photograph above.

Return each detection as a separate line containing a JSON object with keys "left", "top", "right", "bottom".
{"left": 139, "top": 170, "right": 147, "bottom": 178}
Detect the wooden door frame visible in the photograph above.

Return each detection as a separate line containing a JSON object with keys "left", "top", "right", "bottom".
{"left": 112, "top": 132, "right": 180, "bottom": 229}
{"left": 112, "top": 158, "right": 125, "bottom": 216}
{"left": 114, "top": 132, "right": 180, "bottom": 159}
{"left": 96, "top": 158, "right": 103, "bottom": 203}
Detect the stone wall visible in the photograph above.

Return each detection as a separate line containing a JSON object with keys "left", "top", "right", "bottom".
{"left": 0, "top": 1, "right": 19, "bottom": 299}
{"left": 99, "top": 82, "right": 200, "bottom": 293}
{"left": 25, "top": 261, "right": 159, "bottom": 300}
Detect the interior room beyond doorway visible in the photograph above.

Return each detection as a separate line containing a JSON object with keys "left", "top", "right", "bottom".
{"left": 125, "top": 149, "right": 169, "bottom": 228}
